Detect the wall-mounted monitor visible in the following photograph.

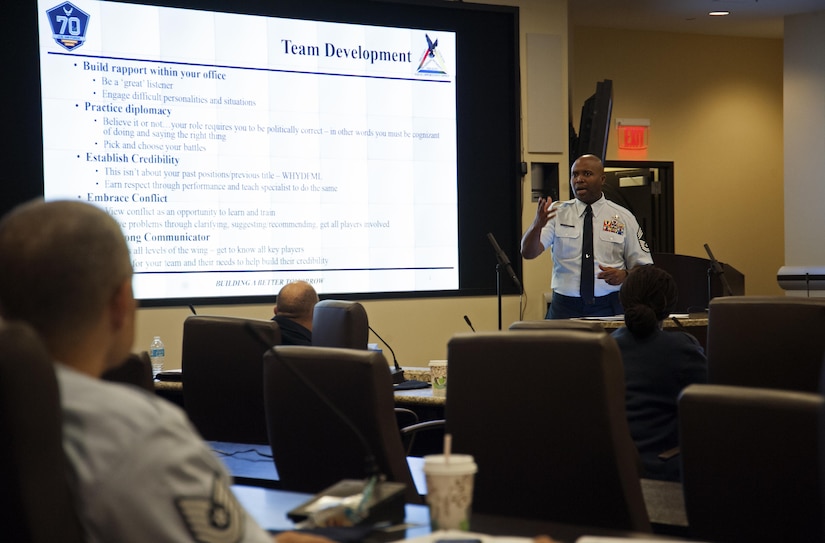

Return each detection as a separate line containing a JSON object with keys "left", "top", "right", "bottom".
{"left": 571, "top": 78, "right": 613, "bottom": 164}
{"left": 6, "top": 0, "right": 522, "bottom": 306}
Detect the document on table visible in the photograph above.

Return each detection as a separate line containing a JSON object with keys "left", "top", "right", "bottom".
{"left": 399, "top": 530, "right": 531, "bottom": 543}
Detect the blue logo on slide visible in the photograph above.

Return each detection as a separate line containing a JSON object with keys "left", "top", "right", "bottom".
{"left": 46, "top": 2, "right": 90, "bottom": 51}
{"left": 416, "top": 34, "right": 448, "bottom": 76}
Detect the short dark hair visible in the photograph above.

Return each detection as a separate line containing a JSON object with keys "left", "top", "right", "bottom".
{"left": 0, "top": 200, "right": 132, "bottom": 350}
{"left": 619, "top": 265, "right": 678, "bottom": 337}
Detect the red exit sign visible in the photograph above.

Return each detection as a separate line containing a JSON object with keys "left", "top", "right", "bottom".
{"left": 616, "top": 119, "right": 649, "bottom": 150}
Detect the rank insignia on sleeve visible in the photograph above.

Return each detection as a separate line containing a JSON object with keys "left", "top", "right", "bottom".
{"left": 637, "top": 226, "right": 651, "bottom": 253}
{"left": 175, "top": 472, "right": 246, "bottom": 543}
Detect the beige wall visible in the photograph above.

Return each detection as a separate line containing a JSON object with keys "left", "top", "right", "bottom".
{"left": 135, "top": 0, "right": 570, "bottom": 369}
{"left": 570, "top": 27, "right": 785, "bottom": 299}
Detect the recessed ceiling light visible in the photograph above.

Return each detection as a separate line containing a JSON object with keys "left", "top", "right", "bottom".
{"left": 709, "top": 11, "right": 730, "bottom": 16}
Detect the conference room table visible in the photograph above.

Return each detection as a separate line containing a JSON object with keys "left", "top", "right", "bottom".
{"left": 210, "top": 440, "right": 428, "bottom": 493}
{"left": 212, "top": 440, "right": 688, "bottom": 538}
{"left": 232, "top": 482, "right": 688, "bottom": 543}
{"left": 155, "top": 367, "right": 444, "bottom": 407}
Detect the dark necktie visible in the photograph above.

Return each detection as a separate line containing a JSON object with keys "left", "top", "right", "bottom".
{"left": 581, "top": 204, "right": 595, "bottom": 304}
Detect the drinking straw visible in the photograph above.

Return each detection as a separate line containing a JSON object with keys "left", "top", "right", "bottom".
{"left": 444, "top": 433, "right": 452, "bottom": 463}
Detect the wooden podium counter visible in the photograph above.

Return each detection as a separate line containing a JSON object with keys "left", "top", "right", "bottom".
{"left": 652, "top": 252, "right": 744, "bottom": 313}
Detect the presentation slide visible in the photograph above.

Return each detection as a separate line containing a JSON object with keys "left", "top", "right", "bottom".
{"left": 38, "top": 0, "right": 458, "bottom": 301}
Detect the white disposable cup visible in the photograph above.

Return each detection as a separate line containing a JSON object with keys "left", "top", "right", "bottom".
{"left": 423, "top": 454, "right": 477, "bottom": 531}
{"left": 429, "top": 360, "right": 448, "bottom": 397}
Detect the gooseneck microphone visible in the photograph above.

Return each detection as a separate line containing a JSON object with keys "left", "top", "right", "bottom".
{"left": 463, "top": 315, "right": 476, "bottom": 332}
{"left": 188, "top": 304, "right": 197, "bottom": 315}
{"left": 704, "top": 243, "right": 734, "bottom": 297}
{"left": 369, "top": 325, "right": 430, "bottom": 390}
{"left": 368, "top": 325, "right": 405, "bottom": 384}
{"left": 670, "top": 316, "right": 687, "bottom": 331}
{"left": 487, "top": 232, "right": 523, "bottom": 293}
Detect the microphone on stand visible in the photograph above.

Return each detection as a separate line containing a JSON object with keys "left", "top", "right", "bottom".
{"left": 368, "top": 325, "right": 405, "bottom": 384}
{"left": 486, "top": 232, "right": 523, "bottom": 293}
{"left": 369, "top": 325, "right": 431, "bottom": 390}
{"left": 463, "top": 315, "right": 476, "bottom": 332}
{"left": 670, "top": 315, "right": 687, "bottom": 331}
{"left": 487, "top": 231, "right": 522, "bottom": 330}
{"left": 704, "top": 243, "right": 734, "bottom": 297}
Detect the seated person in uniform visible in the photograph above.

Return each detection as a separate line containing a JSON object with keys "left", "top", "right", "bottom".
{"left": 611, "top": 265, "right": 708, "bottom": 481}
{"left": 272, "top": 280, "right": 319, "bottom": 345}
{"left": 0, "top": 199, "right": 330, "bottom": 543}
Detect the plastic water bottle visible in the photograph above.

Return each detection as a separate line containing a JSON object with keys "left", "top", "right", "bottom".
{"left": 149, "top": 336, "right": 165, "bottom": 378}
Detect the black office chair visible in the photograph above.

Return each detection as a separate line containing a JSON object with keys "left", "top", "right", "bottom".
{"left": 446, "top": 330, "right": 651, "bottom": 532}
{"left": 311, "top": 300, "right": 369, "bottom": 349}
{"left": 0, "top": 320, "right": 85, "bottom": 543}
{"left": 706, "top": 296, "right": 825, "bottom": 392}
{"left": 102, "top": 350, "right": 154, "bottom": 392}
{"left": 182, "top": 315, "right": 281, "bottom": 444}
{"left": 679, "top": 383, "right": 823, "bottom": 543}
{"left": 263, "top": 345, "right": 424, "bottom": 503}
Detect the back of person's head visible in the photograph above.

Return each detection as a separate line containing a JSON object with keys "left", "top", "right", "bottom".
{"left": 275, "top": 280, "right": 319, "bottom": 321}
{"left": 619, "top": 265, "right": 678, "bottom": 338}
{"left": 0, "top": 199, "right": 133, "bottom": 353}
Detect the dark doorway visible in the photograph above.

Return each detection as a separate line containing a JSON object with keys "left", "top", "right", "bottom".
{"left": 603, "top": 161, "right": 674, "bottom": 254}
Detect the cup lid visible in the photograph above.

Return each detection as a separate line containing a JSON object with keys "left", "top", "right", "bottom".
{"left": 423, "top": 454, "right": 477, "bottom": 474}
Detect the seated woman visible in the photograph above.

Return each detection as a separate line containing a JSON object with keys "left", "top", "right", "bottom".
{"left": 612, "top": 265, "right": 707, "bottom": 481}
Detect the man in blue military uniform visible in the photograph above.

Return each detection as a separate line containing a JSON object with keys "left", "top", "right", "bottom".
{"left": 521, "top": 154, "right": 652, "bottom": 319}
